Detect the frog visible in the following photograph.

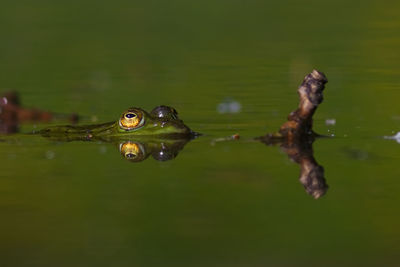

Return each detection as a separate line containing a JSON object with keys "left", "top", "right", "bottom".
{"left": 39, "top": 105, "right": 197, "bottom": 142}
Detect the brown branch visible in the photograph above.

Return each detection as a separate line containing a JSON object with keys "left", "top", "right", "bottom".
{"left": 258, "top": 70, "right": 328, "bottom": 143}
{"left": 279, "top": 69, "right": 328, "bottom": 141}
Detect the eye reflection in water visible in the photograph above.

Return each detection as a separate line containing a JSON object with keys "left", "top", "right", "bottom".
{"left": 118, "top": 139, "right": 190, "bottom": 162}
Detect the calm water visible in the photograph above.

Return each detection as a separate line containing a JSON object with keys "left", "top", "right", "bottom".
{"left": 1, "top": 1, "right": 400, "bottom": 266}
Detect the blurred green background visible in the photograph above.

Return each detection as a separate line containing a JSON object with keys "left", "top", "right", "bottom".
{"left": 1, "top": 0, "right": 400, "bottom": 266}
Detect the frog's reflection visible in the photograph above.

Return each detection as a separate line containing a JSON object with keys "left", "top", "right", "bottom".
{"left": 39, "top": 134, "right": 192, "bottom": 162}
{"left": 119, "top": 139, "right": 190, "bottom": 162}
{"left": 258, "top": 135, "right": 328, "bottom": 199}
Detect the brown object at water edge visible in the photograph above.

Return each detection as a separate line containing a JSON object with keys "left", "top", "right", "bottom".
{"left": 256, "top": 70, "right": 329, "bottom": 199}
{"left": 279, "top": 70, "right": 328, "bottom": 141}
{"left": 0, "top": 91, "right": 79, "bottom": 134}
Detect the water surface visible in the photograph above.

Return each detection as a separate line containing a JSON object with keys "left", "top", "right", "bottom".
{"left": 1, "top": 1, "right": 400, "bottom": 266}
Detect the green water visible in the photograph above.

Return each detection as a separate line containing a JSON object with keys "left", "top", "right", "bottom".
{"left": 1, "top": 1, "right": 400, "bottom": 266}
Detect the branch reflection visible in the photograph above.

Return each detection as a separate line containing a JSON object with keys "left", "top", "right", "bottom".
{"left": 258, "top": 135, "right": 328, "bottom": 199}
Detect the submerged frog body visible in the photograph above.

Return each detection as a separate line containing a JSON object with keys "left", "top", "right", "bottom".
{"left": 40, "top": 105, "right": 196, "bottom": 141}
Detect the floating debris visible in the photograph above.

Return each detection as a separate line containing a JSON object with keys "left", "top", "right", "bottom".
{"left": 217, "top": 98, "right": 241, "bottom": 114}
{"left": 325, "top": 118, "right": 336, "bottom": 126}
{"left": 384, "top": 132, "right": 400, "bottom": 144}
{"left": 211, "top": 133, "right": 240, "bottom": 145}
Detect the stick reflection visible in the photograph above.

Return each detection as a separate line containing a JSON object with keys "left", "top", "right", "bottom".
{"left": 258, "top": 135, "right": 328, "bottom": 199}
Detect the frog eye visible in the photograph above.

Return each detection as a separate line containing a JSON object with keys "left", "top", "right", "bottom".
{"left": 119, "top": 109, "right": 144, "bottom": 130}
{"left": 150, "top": 105, "right": 179, "bottom": 120}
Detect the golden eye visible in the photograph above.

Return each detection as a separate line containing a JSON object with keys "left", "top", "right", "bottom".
{"left": 119, "top": 142, "right": 145, "bottom": 162}
{"left": 119, "top": 109, "right": 144, "bottom": 130}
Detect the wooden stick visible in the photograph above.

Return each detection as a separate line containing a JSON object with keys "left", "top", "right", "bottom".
{"left": 280, "top": 69, "right": 328, "bottom": 141}
{"left": 258, "top": 70, "right": 328, "bottom": 143}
